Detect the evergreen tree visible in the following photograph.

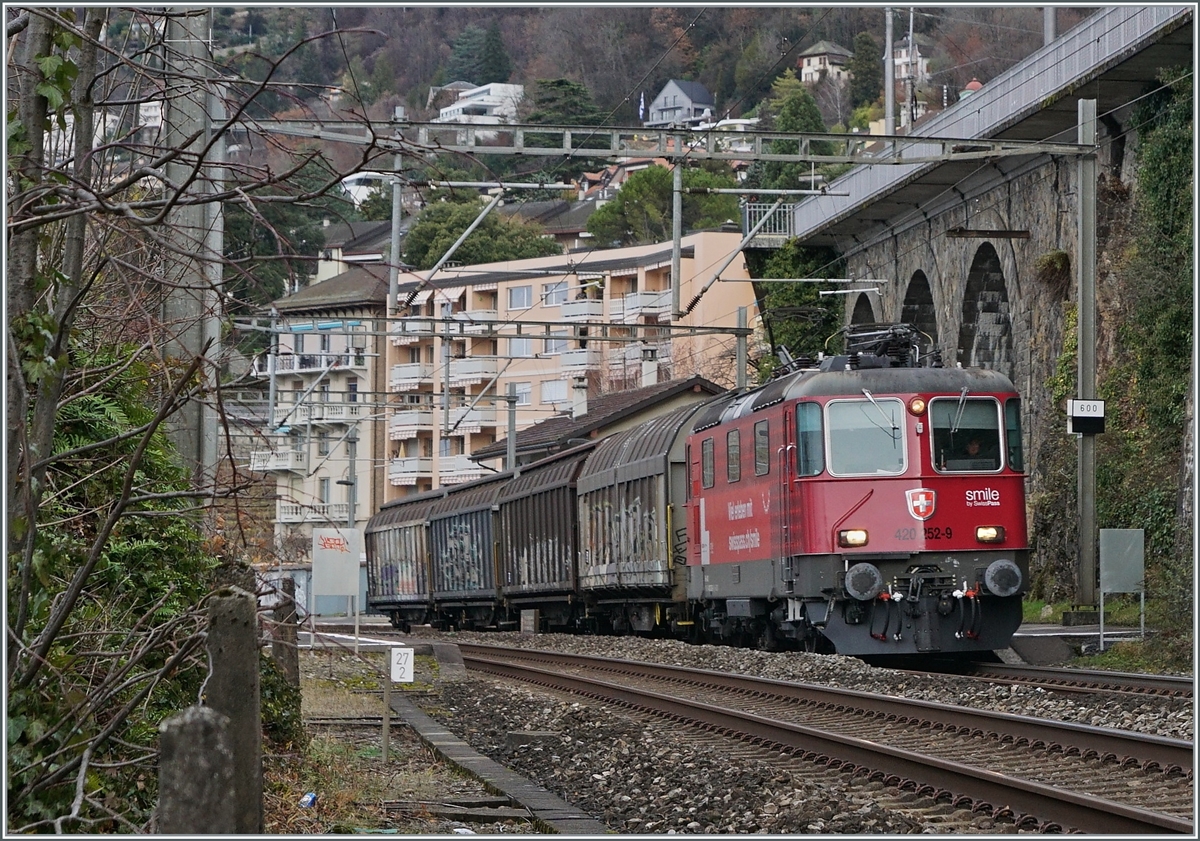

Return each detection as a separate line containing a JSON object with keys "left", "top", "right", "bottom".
{"left": 745, "top": 79, "right": 832, "bottom": 191}
{"left": 847, "top": 32, "right": 883, "bottom": 109}
{"left": 526, "top": 78, "right": 604, "bottom": 125}
{"left": 477, "top": 22, "right": 513, "bottom": 84}
{"left": 445, "top": 24, "right": 487, "bottom": 84}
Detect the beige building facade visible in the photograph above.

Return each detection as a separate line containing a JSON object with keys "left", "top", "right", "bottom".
{"left": 385, "top": 230, "right": 757, "bottom": 499}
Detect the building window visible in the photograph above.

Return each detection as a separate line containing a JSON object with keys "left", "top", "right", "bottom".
{"left": 510, "top": 337, "right": 533, "bottom": 357}
{"left": 754, "top": 420, "right": 770, "bottom": 475}
{"left": 318, "top": 383, "right": 330, "bottom": 403}
{"left": 508, "top": 285, "right": 532, "bottom": 309}
{"left": 319, "top": 332, "right": 331, "bottom": 353}
{"left": 727, "top": 429, "right": 741, "bottom": 483}
{"left": 318, "top": 477, "right": 330, "bottom": 504}
{"left": 543, "top": 332, "right": 568, "bottom": 355}
{"left": 347, "top": 377, "right": 358, "bottom": 403}
{"left": 541, "top": 379, "right": 567, "bottom": 404}
{"left": 514, "top": 382, "right": 532, "bottom": 405}
{"left": 295, "top": 333, "right": 304, "bottom": 353}
{"left": 542, "top": 281, "right": 567, "bottom": 306}
{"left": 317, "top": 432, "right": 329, "bottom": 456}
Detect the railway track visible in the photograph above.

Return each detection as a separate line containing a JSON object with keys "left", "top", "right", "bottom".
{"left": 960, "top": 663, "right": 1194, "bottom": 698}
{"left": 457, "top": 643, "right": 1193, "bottom": 834}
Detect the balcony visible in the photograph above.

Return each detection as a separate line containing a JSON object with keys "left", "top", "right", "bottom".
{"left": 560, "top": 347, "right": 602, "bottom": 374}
{"left": 439, "top": 454, "right": 485, "bottom": 485}
{"left": 448, "top": 356, "right": 499, "bottom": 387}
{"left": 307, "top": 402, "right": 365, "bottom": 425}
{"left": 390, "top": 362, "right": 433, "bottom": 391}
{"left": 389, "top": 456, "right": 434, "bottom": 486}
{"left": 273, "top": 401, "right": 363, "bottom": 426}
{"left": 449, "top": 406, "right": 496, "bottom": 434}
{"left": 250, "top": 448, "right": 304, "bottom": 474}
{"left": 277, "top": 502, "right": 304, "bottom": 523}
{"left": 560, "top": 298, "right": 604, "bottom": 321}
{"left": 390, "top": 408, "right": 434, "bottom": 439}
{"left": 451, "top": 309, "right": 498, "bottom": 334}
{"left": 275, "top": 352, "right": 366, "bottom": 373}
{"left": 391, "top": 318, "right": 435, "bottom": 345}
{"left": 615, "top": 290, "right": 671, "bottom": 322}
{"left": 277, "top": 501, "right": 350, "bottom": 524}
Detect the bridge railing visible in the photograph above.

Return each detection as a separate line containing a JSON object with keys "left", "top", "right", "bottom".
{"left": 742, "top": 202, "right": 797, "bottom": 242}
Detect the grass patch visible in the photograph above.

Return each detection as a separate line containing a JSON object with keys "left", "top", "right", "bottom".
{"left": 1022, "top": 596, "right": 1146, "bottom": 626}
{"left": 1072, "top": 632, "right": 1193, "bottom": 676}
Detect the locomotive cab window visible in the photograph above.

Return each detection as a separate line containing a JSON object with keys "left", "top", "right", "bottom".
{"left": 1005, "top": 398, "right": 1024, "bottom": 472}
{"left": 726, "top": 429, "right": 741, "bottom": 483}
{"left": 931, "top": 397, "right": 1003, "bottom": 472}
{"left": 796, "top": 403, "right": 824, "bottom": 476}
{"left": 826, "top": 398, "right": 906, "bottom": 476}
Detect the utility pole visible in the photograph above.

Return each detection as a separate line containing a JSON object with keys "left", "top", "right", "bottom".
{"left": 1076, "top": 99, "right": 1098, "bottom": 607}
{"left": 884, "top": 8, "right": 895, "bottom": 135}
{"left": 163, "top": 7, "right": 217, "bottom": 486}
{"left": 671, "top": 130, "right": 684, "bottom": 319}
{"left": 1044, "top": 7, "right": 1057, "bottom": 44}
{"left": 907, "top": 7, "right": 918, "bottom": 128}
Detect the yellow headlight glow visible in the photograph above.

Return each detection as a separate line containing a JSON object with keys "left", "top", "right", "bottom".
{"left": 976, "top": 526, "right": 1006, "bottom": 543}
{"left": 838, "top": 529, "right": 869, "bottom": 548}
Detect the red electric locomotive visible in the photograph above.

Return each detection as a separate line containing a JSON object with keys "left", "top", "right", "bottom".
{"left": 683, "top": 324, "right": 1028, "bottom": 657}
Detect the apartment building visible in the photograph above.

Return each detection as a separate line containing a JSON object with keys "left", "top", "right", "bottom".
{"left": 250, "top": 265, "right": 389, "bottom": 565}
{"left": 384, "top": 230, "right": 757, "bottom": 498}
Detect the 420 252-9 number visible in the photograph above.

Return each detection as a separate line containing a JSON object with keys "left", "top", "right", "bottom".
{"left": 894, "top": 526, "right": 953, "bottom": 541}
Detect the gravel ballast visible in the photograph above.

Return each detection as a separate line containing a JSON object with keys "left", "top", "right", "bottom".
{"left": 411, "top": 632, "right": 1191, "bottom": 834}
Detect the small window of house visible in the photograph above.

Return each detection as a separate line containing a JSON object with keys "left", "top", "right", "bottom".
{"left": 701, "top": 438, "right": 714, "bottom": 489}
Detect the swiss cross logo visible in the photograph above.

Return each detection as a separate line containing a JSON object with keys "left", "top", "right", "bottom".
{"left": 906, "top": 488, "right": 936, "bottom": 521}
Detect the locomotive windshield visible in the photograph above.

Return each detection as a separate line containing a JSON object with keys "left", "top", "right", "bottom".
{"left": 931, "top": 397, "right": 1003, "bottom": 471}
{"left": 826, "top": 398, "right": 906, "bottom": 476}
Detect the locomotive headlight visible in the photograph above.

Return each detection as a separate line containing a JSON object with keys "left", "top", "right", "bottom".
{"left": 983, "top": 559, "right": 1022, "bottom": 597}
{"left": 975, "top": 526, "right": 1006, "bottom": 543}
{"left": 908, "top": 397, "right": 927, "bottom": 415}
{"left": 838, "top": 528, "right": 869, "bottom": 548}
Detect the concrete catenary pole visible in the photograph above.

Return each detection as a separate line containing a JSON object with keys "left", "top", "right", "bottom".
{"left": 883, "top": 8, "right": 895, "bottom": 136}
{"left": 163, "top": 7, "right": 217, "bottom": 484}
{"left": 1077, "top": 99, "right": 1098, "bottom": 606}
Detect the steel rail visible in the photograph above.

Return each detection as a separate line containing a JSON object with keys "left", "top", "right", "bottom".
{"left": 458, "top": 645, "right": 1192, "bottom": 774}
{"left": 460, "top": 650, "right": 1193, "bottom": 834}
{"left": 964, "top": 663, "right": 1194, "bottom": 698}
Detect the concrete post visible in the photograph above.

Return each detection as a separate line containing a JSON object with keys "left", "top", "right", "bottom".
{"left": 271, "top": 576, "right": 299, "bottom": 686}
{"left": 1076, "top": 99, "right": 1098, "bottom": 607}
{"left": 205, "top": 587, "right": 262, "bottom": 834}
{"left": 157, "top": 706, "right": 236, "bottom": 834}
{"left": 671, "top": 151, "right": 683, "bottom": 318}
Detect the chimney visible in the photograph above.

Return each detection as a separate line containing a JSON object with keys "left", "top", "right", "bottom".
{"left": 640, "top": 345, "right": 659, "bottom": 387}
{"left": 571, "top": 375, "right": 589, "bottom": 418}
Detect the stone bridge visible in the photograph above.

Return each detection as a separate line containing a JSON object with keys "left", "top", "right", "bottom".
{"left": 765, "top": 6, "right": 1191, "bottom": 485}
